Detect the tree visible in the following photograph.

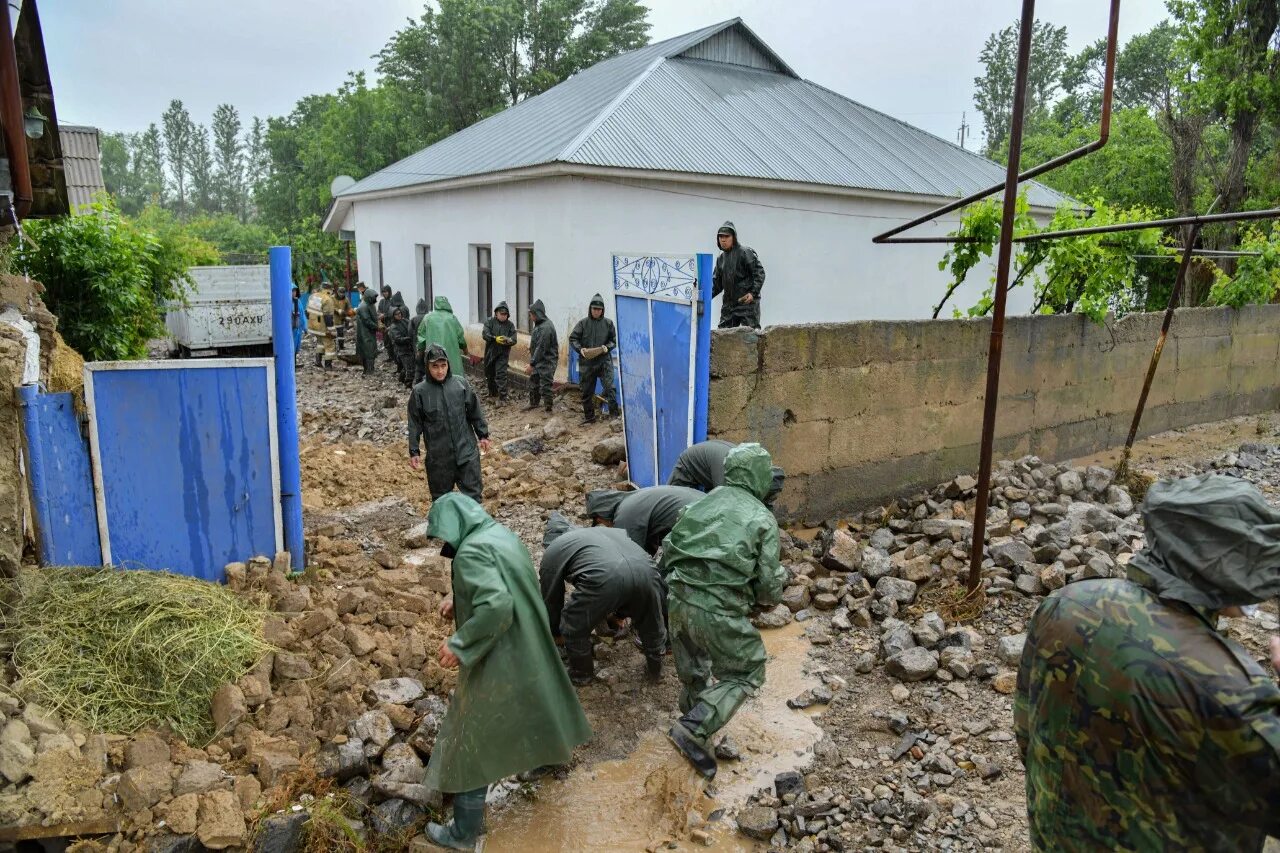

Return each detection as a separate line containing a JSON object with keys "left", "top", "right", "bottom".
{"left": 243, "top": 116, "right": 266, "bottom": 214}
{"left": 99, "top": 132, "right": 137, "bottom": 213}
{"left": 211, "top": 103, "right": 244, "bottom": 218}
{"left": 187, "top": 124, "right": 215, "bottom": 214}
{"left": 161, "top": 100, "right": 193, "bottom": 213}
{"left": 1206, "top": 225, "right": 1280, "bottom": 307}
{"left": 138, "top": 123, "right": 166, "bottom": 208}
{"left": 973, "top": 18, "right": 1068, "bottom": 158}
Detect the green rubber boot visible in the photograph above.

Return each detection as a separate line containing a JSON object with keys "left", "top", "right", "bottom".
{"left": 425, "top": 787, "right": 486, "bottom": 849}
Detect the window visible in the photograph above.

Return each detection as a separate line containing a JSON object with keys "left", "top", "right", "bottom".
{"left": 416, "top": 244, "right": 433, "bottom": 304}
{"left": 369, "top": 241, "right": 383, "bottom": 289}
{"left": 515, "top": 246, "right": 534, "bottom": 333}
{"left": 475, "top": 245, "right": 492, "bottom": 320}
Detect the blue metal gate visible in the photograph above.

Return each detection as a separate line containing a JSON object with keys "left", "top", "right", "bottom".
{"left": 612, "top": 253, "right": 712, "bottom": 487}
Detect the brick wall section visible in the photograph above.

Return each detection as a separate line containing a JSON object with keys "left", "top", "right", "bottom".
{"left": 708, "top": 305, "right": 1280, "bottom": 522}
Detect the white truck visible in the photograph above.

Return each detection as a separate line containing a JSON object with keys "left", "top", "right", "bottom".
{"left": 165, "top": 265, "right": 274, "bottom": 357}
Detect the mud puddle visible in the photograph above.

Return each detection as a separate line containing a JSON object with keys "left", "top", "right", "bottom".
{"left": 479, "top": 622, "right": 822, "bottom": 852}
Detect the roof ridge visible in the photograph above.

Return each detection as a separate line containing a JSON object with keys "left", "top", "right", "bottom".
{"left": 557, "top": 55, "right": 668, "bottom": 163}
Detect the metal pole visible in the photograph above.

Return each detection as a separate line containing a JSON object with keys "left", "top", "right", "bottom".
{"left": 968, "top": 0, "right": 1036, "bottom": 593}
{"left": 1019, "top": 206, "right": 1280, "bottom": 242}
{"left": 0, "top": 0, "right": 32, "bottom": 219}
{"left": 693, "top": 253, "right": 714, "bottom": 443}
{"left": 1119, "top": 224, "right": 1202, "bottom": 466}
{"left": 269, "top": 246, "right": 305, "bottom": 573}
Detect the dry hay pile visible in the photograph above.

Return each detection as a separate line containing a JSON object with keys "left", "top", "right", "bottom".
{"left": 2, "top": 567, "right": 271, "bottom": 742}
{"left": 48, "top": 331, "right": 85, "bottom": 396}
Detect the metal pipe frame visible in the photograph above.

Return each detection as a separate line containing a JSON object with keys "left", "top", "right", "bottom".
{"left": 0, "top": 0, "right": 31, "bottom": 220}
{"left": 872, "top": 0, "right": 1121, "bottom": 245}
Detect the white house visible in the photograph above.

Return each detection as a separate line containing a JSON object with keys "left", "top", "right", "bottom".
{"left": 322, "top": 18, "right": 1065, "bottom": 373}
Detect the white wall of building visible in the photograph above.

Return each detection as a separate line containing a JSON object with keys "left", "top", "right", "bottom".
{"left": 347, "top": 174, "right": 1036, "bottom": 370}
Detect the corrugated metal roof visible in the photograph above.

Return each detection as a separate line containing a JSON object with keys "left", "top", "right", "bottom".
{"left": 340, "top": 19, "right": 1067, "bottom": 209}
{"left": 58, "top": 124, "right": 105, "bottom": 211}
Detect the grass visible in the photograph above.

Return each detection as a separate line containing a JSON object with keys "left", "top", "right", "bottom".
{"left": 1, "top": 566, "right": 272, "bottom": 743}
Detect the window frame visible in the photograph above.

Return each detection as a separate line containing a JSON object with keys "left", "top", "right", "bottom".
{"left": 475, "top": 244, "right": 493, "bottom": 321}
{"left": 514, "top": 246, "right": 534, "bottom": 333}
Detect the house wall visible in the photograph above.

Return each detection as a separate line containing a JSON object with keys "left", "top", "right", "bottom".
{"left": 346, "top": 174, "right": 1036, "bottom": 375}
{"left": 707, "top": 305, "right": 1280, "bottom": 522}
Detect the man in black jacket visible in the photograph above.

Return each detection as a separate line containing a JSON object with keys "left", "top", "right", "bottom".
{"left": 482, "top": 301, "right": 517, "bottom": 403}
{"left": 526, "top": 299, "right": 558, "bottom": 414}
{"left": 712, "top": 221, "right": 766, "bottom": 329}
{"left": 408, "top": 345, "right": 491, "bottom": 501}
{"left": 408, "top": 298, "right": 429, "bottom": 383}
{"left": 569, "top": 293, "right": 619, "bottom": 424}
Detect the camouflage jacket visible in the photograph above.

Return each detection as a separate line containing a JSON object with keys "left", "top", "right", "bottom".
{"left": 1014, "top": 578, "right": 1280, "bottom": 852}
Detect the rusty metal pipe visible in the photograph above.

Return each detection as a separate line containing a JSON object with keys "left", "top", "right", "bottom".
{"left": 0, "top": 0, "right": 30, "bottom": 220}
{"left": 967, "top": 0, "right": 1037, "bottom": 593}
{"left": 1120, "top": 224, "right": 1202, "bottom": 463}
{"left": 873, "top": 0, "right": 1120, "bottom": 245}
{"left": 1017, "top": 206, "right": 1280, "bottom": 242}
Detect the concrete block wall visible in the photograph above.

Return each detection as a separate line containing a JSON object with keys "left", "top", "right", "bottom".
{"left": 708, "top": 305, "right": 1280, "bottom": 522}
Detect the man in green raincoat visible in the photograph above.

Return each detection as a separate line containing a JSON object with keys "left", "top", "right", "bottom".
{"left": 1016, "top": 474, "right": 1280, "bottom": 851}
{"left": 418, "top": 295, "right": 469, "bottom": 379}
{"left": 355, "top": 290, "right": 379, "bottom": 375}
{"left": 423, "top": 494, "right": 593, "bottom": 849}
{"left": 660, "top": 443, "right": 786, "bottom": 779}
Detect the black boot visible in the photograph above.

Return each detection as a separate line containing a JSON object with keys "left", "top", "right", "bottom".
{"left": 525, "top": 396, "right": 540, "bottom": 411}
{"left": 567, "top": 652, "right": 594, "bottom": 686}
{"left": 644, "top": 656, "right": 662, "bottom": 682}
{"left": 667, "top": 720, "right": 717, "bottom": 780}
{"left": 425, "top": 786, "right": 486, "bottom": 849}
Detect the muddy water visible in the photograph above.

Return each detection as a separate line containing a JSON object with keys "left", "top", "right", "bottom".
{"left": 480, "top": 622, "right": 823, "bottom": 852}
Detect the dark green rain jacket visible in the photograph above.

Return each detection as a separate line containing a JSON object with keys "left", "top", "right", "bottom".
{"left": 1015, "top": 474, "right": 1280, "bottom": 852}
{"left": 661, "top": 443, "right": 786, "bottom": 616}
{"left": 424, "top": 494, "right": 592, "bottom": 792}
{"left": 355, "top": 292, "right": 379, "bottom": 362}
{"left": 668, "top": 440, "right": 786, "bottom": 504}
{"left": 528, "top": 299, "right": 558, "bottom": 371}
{"left": 407, "top": 346, "right": 488, "bottom": 485}
{"left": 417, "top": 295, "right": 468, "bottom": 376}
{"left": 588, "top": 486, "right": 706, "bottom": 555}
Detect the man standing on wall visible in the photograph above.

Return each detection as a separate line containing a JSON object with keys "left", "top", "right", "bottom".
{"left": 568, "top": 293, "right": 619, "bottom": 424}
{"left": 712, "top": 221, "right": 766, "bottom": 329}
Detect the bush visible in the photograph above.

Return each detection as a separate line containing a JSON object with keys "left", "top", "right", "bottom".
{"left": 23, "top": 198, "right": 216, "bottom": 360}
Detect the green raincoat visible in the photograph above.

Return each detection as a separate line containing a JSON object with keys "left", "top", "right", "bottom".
{"left": 661, "top": 443, "right": 786, "bottom": 739}
{"left": 424, "top": 494, "right": 592, "bottom": 793}
{"left": 355, "top": 292, "right": 379, "bottom": 364}
{"left": 418, "top": 295, "right": 468, "bottom": 377}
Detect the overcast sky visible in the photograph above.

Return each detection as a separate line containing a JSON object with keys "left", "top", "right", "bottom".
{"left": 45, "top": 0, "right": 1169, "bottom": 147}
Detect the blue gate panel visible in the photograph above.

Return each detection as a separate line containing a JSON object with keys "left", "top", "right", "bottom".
{"left": 88, "top": 362, "right": 280, "bottom": 582}
{"left": 20, "top": 389, "right": 101, "bottom": 565}
{"left": 651, "top": 300, "right": 693, "bottom": 485}
{"left": 615, "top": 295, "right": 657, "bottom": 487}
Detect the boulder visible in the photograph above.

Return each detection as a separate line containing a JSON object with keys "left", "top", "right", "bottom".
{"left": 880, "top": 623, "right": 916, "bottom": 658}
{"left": 989, "top": 540, "right": 1034, "bottom": 569}
{"left": 996, "top": 633, "right": 1027, "bottom": 666}
{"left": 253, "top": 811, "right": 310, "bottom": 853}
{"left": 737, "top": 806, "right": 780, "bottom": 841}
{"left": 126, "top": 733, "right": 171, "bottom": 769}
{"left": 502, "top": 436, "right": 546, "bottom": 457}
{"left": 211, "top": 684, "right": 248, "bottom": 734}
{"left": 316, "top": 739, "right": 368, "bottom": 781}
{"left": 1055, "top": 470, "right": 1084, "bottom": 495}
{"left": 349, "top": 711, "right": 395, "bottom": 757}
{"left": 174, "top": 761, "right": 226, "bottom": 796}
{"left": 369, "top": 799, "right": 425, "bottom": 836}
{"left": 861, "top": 548, "right": 894, "bottom": 580}
{"left": 366, "top": 678, "right": 425, "bottom": 706}
{"left": 821, "top": 530, "right": 862, "bottom": 573}
{"left": 591, "top": 436, "right": 626, "bottom": 465}
{"left": 874, "top": 576, "right": 918, "bottom": 604}
{"left": 885, "top": 648, "right": 939, "bottom": 682}
{"left": 403, "top": 522, "right": 431, "bottom": 549}
{"left": 118, "top": 764, "right": 175, "bottom": 811}
{"left": 197, "top": 790, "right": 246, "bottom": 850}
{"left": 781, "top": 585, "right": 811, "bottom": 613}
{"left": 163, "top": 793, "right": 199, "bottom": 836}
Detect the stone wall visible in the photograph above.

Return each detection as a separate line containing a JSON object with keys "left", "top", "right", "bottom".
{"left": 708, "top": 305, "right": 1280, "bottom": 522}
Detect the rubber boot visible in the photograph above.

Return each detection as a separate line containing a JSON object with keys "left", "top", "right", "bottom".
{"left": 525, "top": 392, "right": 540, "bottom": 411}
{"left": 668, "top": 702, "right": 718, "bottom": 779}
{"left": 644, "top": 656, "right": 662, "bottom": 682}
{"left": 567, "top": 651, "right": 594, "bottom": 686}
{"left": 425, "top": 787, "right": 486, "bottom": 850}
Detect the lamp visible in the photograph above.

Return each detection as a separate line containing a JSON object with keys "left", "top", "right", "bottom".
{"left": 22, "top": 105, "right": 44, "bottom": 140}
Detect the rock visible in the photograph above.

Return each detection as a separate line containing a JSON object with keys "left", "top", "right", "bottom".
{"left": 0, "top": 739, "right": 33, "bottom": 784}
{"left": 885, "top": 647, "right": 939, "bottom": 682}
{"left": 869, "top": 527, "right": 896, "bottom": 550}
{"left": 1039, "top": 563, "right": 1067, "bottom": 590}
{"left": 890, "top": 684, "right": 911, "bottom": 702}
{"left": 403, "top": 522, "right": 431, "bottom": 549}
{"left": 992, "top": 671, "right": 1018, "bottom": 694}
{"left": 212, "top": 684, "right": 248, "bottom": 734}
{"left": 118, "top": 764, "right": 174, "bottom": 811}
{"left": 197, "top": 790, "right": 246, "bottom": 849}
{"left": 273, "top": 652, "right": 313, "bottom": 680}
{"left": 235, "top": 775, "right": 262, "bottom": 811}
{"left": 254, "top": 748, "right": 301, "bottom": 787}
{"left": 1056, "top": 470, "right": 1084, "bottom": 495}
{"left": 164, "top": 793, "right": 200, "bottom": 836}
{"left": 861, "top": 548, "right": 894, "bottom": 581}
{"left": 786, "top": 687, "right": 832, "bottom": 709}
{"left": 147, "top": 834, "right": 204, "bottom": 853}
{"left": 854, "top": 651, "right": 876, "bottom": 673}
{"left": 253, "top": 811, "right": 309, "bottom": 853}
{"left": 737, "top": 805, "right": 780, "bottom": 841}
{"left": 989, "top": 539, "right": 1034, "bottom": 569}
{"left": 874, "top": 576, "right": 918, "bottom": 604}
{"left": 1014, "top": 573, "right": 1045, "bottom": 596}
{"left": 774, "top": 770, "right": 805, "bottom": 799}
{"left": 714, "top": 737, "right": 741, "bottom": 761}
{"left": 238, "top": 675, "right": 270, "bottom": 708}
{"left": 316, "top": 738, "right": 368, "bottom": 781}
{"left": 831, "top": 608, "right": 853, "bottom": 632}
{"left": 940, "top": 647, "right": 975, "bottom": 679}
{"left": 996, "top": 633, "right": 1026, "bottom": 666}
{"left": 1064, "top": 502, "right": 1124, "bottom": 534}
{"left": 502, "top": 436, "right": 546, "bottom": 457}
{"left": 349, "top": 711, "right": 396, "bottom": 757}
{"left": 346, "top": 625, "right": 378, "bottom": 657}
{"left": 1082, "top": 554, "right": 1115, "bottom": 579}
{"left": 919, "top": 519, "right": 972, "bottom": 541}
{"left": 901, "top": 555, "right": 936, "bottom": 584}
{"left": 370, "top": 799, "right": 425, "bottom": 836}
{"left": 781, "top": 585, "right": 811, "bottom": 613}
{"left": 21, "top": 703, "right": 61, "bottom": 736}
{"left": 296, "top": 607, "right": 338, "bottom": 637}
{"left": 408, "top": 696, "right": 450, "bottom": 756}
{"left": 821, "top": 529, "right": 862, "bottom": 572}
{"left": 753, "top": 604, "right": 794, "bottom": 629}
{"left": 946, "top": 475, "right": 978, "bottom": 497}
{"left": 881, "top": 623, "right": 916, "bottom": 657}
{"left": 366, "top": 678, "right": 425, "bottom": 706}
{"left": 174, "top": 761, "right": 226, "bottom": 796}
{"left": 541, "top": 417, "right": 567, "bottom": 440}
{"left": 1084, "top": 465, "right": 1114, "bottom": 494}
{"left": 887, "top": 711, "right": 910, "bottom": 735}
{"left": 591, "top": 436, "right": 626, "bottom": 465}
{"left": 812, "top": 592, "right": 839, "bottom": 611}
{"left": 971, "top": 754, "right": 1003, "bottom": 780}
{"left": 913, "top": 611, "right": 946, "bottom": 647}
{"left": 126, "top": 733, "right": 171, "bottom": 768}
{"left": 1106, "top": 485, "right": 1134, "bottom": 515}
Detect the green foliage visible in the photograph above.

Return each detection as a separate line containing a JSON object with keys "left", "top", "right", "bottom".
{"left": 937, "top": 194, "right": 1168, "bottom": 323}
{"left": 973, "top": 18, "right": 1068, "bottom": 158}
{"left": 1207, "top": 227, "right": 1280, "bottom": 307}
{"left": 23, "top": 199, "right": 215, "bottom": 360}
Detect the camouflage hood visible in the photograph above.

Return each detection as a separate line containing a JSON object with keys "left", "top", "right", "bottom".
{"left": 1127, "top": 474, "right": 1280, "bottom": 610}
